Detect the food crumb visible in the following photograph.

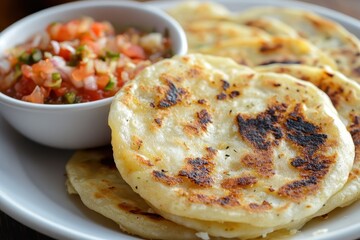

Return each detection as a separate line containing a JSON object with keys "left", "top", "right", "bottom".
{"left": 312, "top": 228, "right": 328, "bottom": 236}
{"left": 195, "top": 232, "right": 210, "bottom": 240}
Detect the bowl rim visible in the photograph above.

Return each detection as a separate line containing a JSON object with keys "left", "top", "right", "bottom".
{"left": 0, "top": 0, "right": 187, "bottom": 110}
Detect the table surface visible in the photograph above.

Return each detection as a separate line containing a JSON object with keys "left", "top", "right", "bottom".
{"left": 1, "top": 0, "right": 360, "bottom": 239}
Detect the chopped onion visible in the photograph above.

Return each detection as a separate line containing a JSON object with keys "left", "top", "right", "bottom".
{"left": 97, "top": 37, "right": 107, "bottom": 49}
{"left": 195, "top": 232, "right": 210, "bottom": 240}
{"left": 0, "top": 59, "right": 10, "bottom": 73}
{"left": 94, "top": 59, "right": 108, "bottom": 74}
{"left": 50, "top": 56, "right": 73, "bottom": 81}
{"left": 121, "top": 71, "right": 130, "bottom": 82}
{"left": 84, "top": 76, "right": 97, "bottom": 90}
{"left": 61, "top": 42, "right": 75, "bottom": 54}
{"left": 31, "top": 34, "right": 42, "bottom": 48}
{"left": 51, "top": 40, "right": 60, "bottom": 54}
{"left": 140, "top": 33, "right": 163, "bottom": 52}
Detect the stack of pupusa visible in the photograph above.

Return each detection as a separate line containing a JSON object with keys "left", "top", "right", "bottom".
{"left": 169, "top": 1, "right": 360, "bottom": 83}
{"left": 65, "top": 2, "right": 360, "bottom": 240}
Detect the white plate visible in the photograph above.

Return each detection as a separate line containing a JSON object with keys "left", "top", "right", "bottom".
{"left": 1, "top": 0, "right": 360, "bottom": 239}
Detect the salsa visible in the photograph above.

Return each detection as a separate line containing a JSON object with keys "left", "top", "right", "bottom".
{"left": 0, "top": 17, "right": 172, "bottom": 104}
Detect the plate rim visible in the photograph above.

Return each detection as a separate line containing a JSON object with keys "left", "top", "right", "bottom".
{"left": 1, "top": 0, "right": 360, "bottom": 239}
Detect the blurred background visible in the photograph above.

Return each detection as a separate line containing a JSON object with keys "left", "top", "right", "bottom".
{"left": 0, "top": 0, "right": 75, "bottom": 30}
{"left": 0, "top": 0, "right": 359, "bottom": 31}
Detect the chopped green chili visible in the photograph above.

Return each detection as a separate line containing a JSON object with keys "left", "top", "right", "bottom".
{"left": 13, "top": 64, "right": 22, "bottom": 79}
{"left": 104, "top": 76, "right": 116, "bottom": 91}
{"left": 18, "top": 52, "right": 30, "bottom": 64}
{"left": 31, "top": 49, "right": 42, "bottom": 63}
{"left": 105, "top": 51, "right": 120, "bottom": 61}
{"left": 64, "top": 92, "right": 76, "bottom": 104}
{"left": 49, "top": 72, "right": 62, "bottom": 88}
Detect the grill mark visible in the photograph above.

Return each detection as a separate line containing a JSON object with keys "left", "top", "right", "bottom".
{"left": 259, "top": 60, "right": 302, "bottom": 66}
{"left": 321, "top": 84, "right": 344, "bottom": 108}
{"left": 157, "top": 81, "right": 184, "bottom": 108}
{"left": 221, "top": 176, "right": 257, "bottom": 190}
{"left": 221, "top": 80, "right": 230, "bottom": 90}
{"left": 277, "top": 104, "right": 333, "bottom": 201}
{"left": 278, "top": 176, "right": 319, "bottom": 201}
{"left": 136, "top": 155, "right": 153, "bottom": 167}
{"left": 242, "top": 152, "right": 275, "bottom": 177}
{"left": 229, "top": 90, "right": 240, "bottom": 98}
{"left": 154, "top": 118, "right": 162, "bottom": 127}
{"left": 131, "top": 136, "right": 143, "bottom": 150}
{"left": 259, "top": 43, "right": 283, "bottom": 53}
{"left": 216, "top": 92, "right": 227, "bottom": 100}
{"left": 189, "top": 193, "right": 240, "bottom": 207}
{"left": 152, "top": 170, "right": 180, "bottom": 186}
{"left": 187, "top": 67, "right": 201, "bottom": 78}
{"left": 235, "top": 103, "right": 332, "bottom": 201}
{"left": 118, "top": 202, "right": 164, "bottom": 220}
{"left": 178, "top": 157, "right": 214, "bottom": 187}
{"left": 183, "top": 125, "right": 200, "bottom": 135}
{"left": 197, "top": 99, "right": 207, "bottom": 104}
{"left": 178, "top": 147, "right": 217, "bottom": 187}
{"left": 348, "top": 115, "right": 360, "bottom": 180}
{"left": 236, "top": 104, "right": 288, "bottom": 178}
{"left": 206, "top": 147, "right": 218, "bottom": 158}
{"left": 197, "top": 109, "right": 212, "bottom": 131}
{"left": 236, "top": 104, "right": 286, "bottom": 150}
{"left": 349, "top": 115, "right": 360, "bottom": 145}
{"left": 184, "top": 109, "right": 213, "bottom": 135}
{"left": 285, "top": 108, "right": 327, "bottom": 154}
{"left": 290, "top": 155, "right": 333, "bottom": 178}
{"left": 248, "top": 201, "right": 272, "bottom": 211}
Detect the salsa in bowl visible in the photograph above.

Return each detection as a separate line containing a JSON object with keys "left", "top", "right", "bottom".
{"left": 0, "top": 0, "right": 187, "bottom": 149}
{"left": 0, "top": 17, "right": 173, "bottom": 104}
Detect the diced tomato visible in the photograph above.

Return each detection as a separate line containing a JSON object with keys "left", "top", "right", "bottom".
{"left": 53, "top": 81, "right": 74, "bottom": 97}
{"left": 72, "top": 62, "right": 94, "bottom": 81}
{"left": 91, "top": 22, "right": 106, "bottom": 38}
{"left": 122, "top": 44, "right": 146, "bottom": 59}
{"left": 14, "top": 77, "right": 35, "bottom": 98}
{"left": 115, "top": 66, "right": 123, "bottom": 75}
{"left": 53, "top": 87, "right": 67, "bottom": 97}
{"left": 81, "top": 39, "right": 100, "bottom": 55}
{"left": 21, "top": 65, "right": 32, "bottom": 78}
{"left": 96, "top": 74, "right": 110, "bottom": 89}
{"left": 46, "top": 23, "right": 61, "bottom": 41}
{"left": 32, "top": 60, "right": 53, "bottom": 73}
{"left": 58, "top": 47, "right": 72, "bottom": 61}
{"left": 31, "top": 60, "right": 55, "bottom": 85}
{"left": 21, "top": 86, "right": 45, "bottom": 103}
{"left": 117, "top": 77, "right": 125, "bottom": 88}
{"left": 82, "top": 89, "right": 103, "bottom": 101}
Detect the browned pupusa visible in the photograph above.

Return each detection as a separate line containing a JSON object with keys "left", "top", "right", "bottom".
{"left": 237, "top": 7, "right": 360, "bottom": 83}
{"left": 191, "top": 37, "right": 337, "bottom": 69}
{"left": 65, "top": 147, "right": 200, "bottom": 240}
{"left": 109, "top": 54, "right": 354, "bottom": 232}
{"left": 256, "top": 64, "right": 360, "bottom": 215}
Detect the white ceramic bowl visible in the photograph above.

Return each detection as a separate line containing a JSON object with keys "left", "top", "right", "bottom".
{"left": 0, "top": 1, "right": 187, "bottom": 149}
